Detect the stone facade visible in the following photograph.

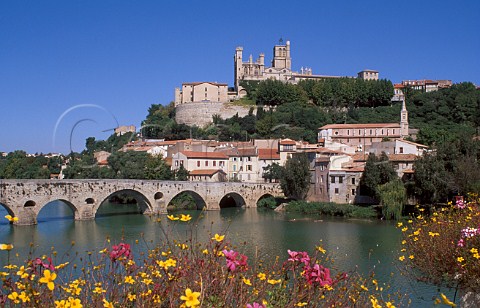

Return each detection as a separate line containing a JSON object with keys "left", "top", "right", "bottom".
{"left": 174, "top": 82, "right": 229, "bottom": 106}
{"left": 175, "top": 101, "right": 254, "bottom": 127}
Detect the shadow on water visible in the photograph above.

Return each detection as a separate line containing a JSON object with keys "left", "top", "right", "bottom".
{"left": 37, "top": 200, "right": 75, "bottom": 223}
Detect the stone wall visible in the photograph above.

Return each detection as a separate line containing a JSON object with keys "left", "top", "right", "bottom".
{"left": 175, "top": 101, "right": 255, "bottom": 127}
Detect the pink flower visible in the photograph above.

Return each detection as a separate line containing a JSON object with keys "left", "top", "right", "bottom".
{"left": 222, "top": 249, "right": 248, "bottom": 272}
{"left": 457, "top": 238, "right": 465, "bottom": 247}
{"left": 304, "top": 263, "right": 333, "bottom": 287}
{"left": 33, "top": 257, "right": 55, "bottom": 271}
{"left": 455, "top": 199, "right": 466, "bottom": 209}
{"left": 246, "top": 303, "right": 265, "bottom": 308}
{"left": 109, "top": 243, "right": 132, "bottom": 262}
{"left": 287, "top": 250, "right": 310, "bottom": 265}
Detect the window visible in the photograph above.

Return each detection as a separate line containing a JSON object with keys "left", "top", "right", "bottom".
{"left": 352, "top": 189, "right": 356, "bottom": 196}
{"left": 247, "top": 165, "right": 252, "bottom": 171}
{"left": 175, "top": 160, "right": 179, "bottom": 167}
{"left": 339, "top": 177, "right": 343, "bottom": 184}
{"left": 197, "top": 161, "right": 200, "bottom": 167}
{"left": 351, "top": 177, "right": 355, "bottom": 185}
{"left": 335, "top": 188, "right": 339, "bottom": 194}
{"left": 219, "top": 161, "right": 224, "bottom": 167}
{"left": 399, "top": 147, "right": 404, "bottom": 154}
{"left": 233, "top": 165, "right": 236, "bottom": 171}
{"left": 331, "top": 176, "right": 336, "bottom": 183}
{"left": 213, "top": 161, "right": 216, "bottom": 167}
{"left": 205, "top": 161, "right": 208, "bottom": 166}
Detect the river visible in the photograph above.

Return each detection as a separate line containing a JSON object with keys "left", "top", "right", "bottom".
{"left": 0, "top": 201, "right": 455, "bottom": 306}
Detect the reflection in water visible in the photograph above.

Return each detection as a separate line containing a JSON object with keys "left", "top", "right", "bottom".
{"left": 0, "top": 201, "right": 454, "bottom": 306}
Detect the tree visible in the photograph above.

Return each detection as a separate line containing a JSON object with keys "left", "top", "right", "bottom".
{"left": 377, "top": 179, "right": 407, "bottom": 220}
{"left": 262, "top": 163, "right": 283, "bottom": 183}
{"left": 145, "top": 154, "right": 173, "bottom": 180}
{"left": 175, "top": 165, "right": 189, "bottom": 181}
{"left": 280, "top": 154, "right": 311, "bottom": 200}
{"left": 360, "top": 153, "right": 397, "bottom": 200}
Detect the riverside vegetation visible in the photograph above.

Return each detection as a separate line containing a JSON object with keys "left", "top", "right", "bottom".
{"left": 0, "top": 213, "right": 407, "bottom": 307}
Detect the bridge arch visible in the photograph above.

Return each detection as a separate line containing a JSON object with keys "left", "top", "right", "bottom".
{"left": 36, "top": 199, "right": 77, "bottom": 222}
{"left": 219, "top": 192, "right": 246, "bottom": 208}
{"left": 167, "top": 190, "right": 206, "bottom": 211}
{"left": 0, "top": 202, "right": 15, "bottom": 222}
{"left": 95, "top": 189, "right": 153, "bottom": 217}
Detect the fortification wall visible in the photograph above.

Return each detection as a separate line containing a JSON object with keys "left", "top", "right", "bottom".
{"left": 175, "top": 102, "right": 255, "bottom": 127}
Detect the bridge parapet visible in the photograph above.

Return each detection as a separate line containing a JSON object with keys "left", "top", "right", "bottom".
{"left": 0, "top": 180, "right": 283, "bottom": 225}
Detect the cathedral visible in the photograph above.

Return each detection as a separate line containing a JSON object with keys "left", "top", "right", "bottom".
{"left": 234, "top": 40, "right": 379, "bottom": 97}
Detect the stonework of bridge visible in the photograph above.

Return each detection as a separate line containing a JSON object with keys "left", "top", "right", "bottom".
{"left": 0, "top": 180, "right": 283, "bottom": 225}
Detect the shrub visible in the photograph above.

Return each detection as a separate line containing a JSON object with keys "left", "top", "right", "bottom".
{"left": 285, "top": 201, "right": 377, "bottom": 219}
{"left": 399, "top": 194, "right": 480, "bottom": 292}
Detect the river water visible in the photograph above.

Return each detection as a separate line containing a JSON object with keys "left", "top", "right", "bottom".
{"left": 0, "top": 201, "right": 455, "bottom": 306}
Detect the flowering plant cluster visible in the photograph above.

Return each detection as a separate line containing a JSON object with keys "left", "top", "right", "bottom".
{"left": 0, "top": 214, "right": 402, "bottom": 307}
{"left": 399, "top": 194, "right": 480, "bottom": 293}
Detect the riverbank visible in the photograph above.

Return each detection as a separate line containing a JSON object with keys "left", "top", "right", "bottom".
{"left": 281, "top": 201, "right": 378, "bottom": 219}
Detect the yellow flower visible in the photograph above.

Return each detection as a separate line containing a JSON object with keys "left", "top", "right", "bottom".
{"left": 124, "top": 276, "right": 135, "bottom": 284}
{"left": 5, "top": 215, "right": 18, "bottom": 222}
{"left": 103, "top": 299, "right": 114, "bottom": 308}
{"left": 56, "top": 262, "right": 69, "bottom": 270}
{"left": 257, "top": 272, "right": 266, "bottom": 280}
{"left": 409, "top": 255, "right": 415, "bottom": 260}
{"left": 67, "top": 297, "right": 82, "bottom": 308}
{"left": 401, "top": 227, "right": 408, "bottom": 232}
{"left": 470, "top": 248, "right": 478, "bottom": 254}
{"left": 180, "top": 288, "right": 201, "bottom": 307}
{"left": 39, "top": 269, "right": 57, "bottom": 291}
{"left": 360, "top": 284, "right": 368, "bottom": 291}
{"left": 0, "top": 243, "right": 14, "bottom": 250}
{"left": 128, "top": 293, "right": 136, "bottom": 301}
{"left": 316, "top": 245, "right": 326, "bottom": 254}
{"left": 180, "top": 214, "right": 192, "bottom": 222}
{"left": 397, "top": 222, "right": 403, "bottom": 227}
{"left": 440, "top": 293, "right": 457, "bottom": 307}
{"left": 16, "top": 266, "right": 29, "bottom": 279}
{"left": 55, "top": 300, "right": 67, "bottom": 308}
{"left": 370, "top": 295, "right": 381, "bottom": 308}
{"left": 296, "top": 303, "right": 308, "bottom": 307}
{"left": 457, "top": 257, "right": 464, "bottom": 263}
{"left": 8, "top": 292, "right": 20, "bottom": 304}
{"left": 267, "top": 279, "right": 281, "bottom": 285}
{"left": 212, "top": 234, "right": 225, "bottom": 242}
{"left": 93, "top": 286, "right": 106, "bottom": 294}
{"left": 242, "top": 277, "right": 252, "bottom": 286}
{"left": 386, "top": 301, "right": 396, "bottom": 308}
{"left": 398, "top": 255, "right": 405, "bottom": 261}
{"left": 167, "top": 215, "right": 179, "bottom": 221}
{"left": 428, "top": 232, "right": 439, "bottom": 237}
{"left": 401, "top": 240, "right": 406, "bottom": 245}
{"left": 202, "top": 249, "right": 209, "bottom": 255}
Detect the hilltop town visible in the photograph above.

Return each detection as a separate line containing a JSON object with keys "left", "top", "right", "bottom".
{"left": 2, "top": 40, "right": 478, "bottom": 207}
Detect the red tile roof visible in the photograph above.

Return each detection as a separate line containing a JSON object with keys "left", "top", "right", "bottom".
{"left": 388, "top": 154, "right": 418, "bottom": 162}
{"left": 180, "top": 151, "right": 228, "bottom": 159}
{"left": 182, "top": 81, "right": 228, "bottom": 86}
{"left": 279, "top": 138, "right": 296, "bottom": 145}
{"left": 320, "top": 123, "right": 400, "bottom": 130}
{"left": 258, "top": 148, "right": 280, "bottom": 160}
{"left": 188, "top": 169, "right": 226, "bottom": 176}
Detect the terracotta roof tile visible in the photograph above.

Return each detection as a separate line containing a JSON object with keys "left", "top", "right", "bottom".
{"left": 320, "top": 123, "right": 400, "bottom": 130}
{"left": 180, "top": 151, "right": 228, "bottom": 159}
{"left": 188, "top": 169, "right": 226, "bottom": 176}
{"left": 258, "top": 148, "right": 280, "bottom": 160}
{"left": 279, "top": 139, "right": 296, "bottom": 145}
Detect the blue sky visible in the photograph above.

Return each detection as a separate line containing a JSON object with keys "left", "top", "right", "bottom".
{"left": 1, "top": 1, "right": 479, "bottom": 154}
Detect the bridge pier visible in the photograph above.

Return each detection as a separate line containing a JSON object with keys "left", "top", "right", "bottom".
{"left": 14, "top": 208, "right": 37, "bottom": 226}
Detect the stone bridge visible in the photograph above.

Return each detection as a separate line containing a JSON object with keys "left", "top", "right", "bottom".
{"left": 0, "top": 179, "right": 283, "bottom": 225}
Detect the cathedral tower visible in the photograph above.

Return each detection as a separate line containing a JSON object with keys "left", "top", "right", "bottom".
{"left": 272, "top": 40, "right": 291, "bottom": 70}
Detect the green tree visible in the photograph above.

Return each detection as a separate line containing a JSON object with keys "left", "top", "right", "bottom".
{"left": 174, "top": 165, "right": 189, "bottom": 181}
{"left": 262, "top": 163, "right": 283, "bottom": 183}
{"left": 377, "top": 179, "right": 407, "bottom": 220}
{"left": 360, "top": 153, "right": 397, "bottom": 199}
{"left": 145, "top": 154, "right": 173, "bottom": 180}
{"left": 280, "top": 154, "right": 311, "bottom": 200}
